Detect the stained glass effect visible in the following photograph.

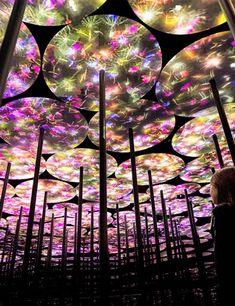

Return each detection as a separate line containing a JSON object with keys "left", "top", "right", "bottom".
{"left": 128, "top": 0, "right": 226, "bottom": 34}
{"left": 0, "top": 98, "right": 88, "bottom": 154}
{"left": 46, "top": 148, "right": 117, "bottom": 182}
{"left": 156, "top": 32, "right": 235, "bottom": 116}
{"left": 116, "top": 153, "right": 185, "bottom": 185}
{"left": 43, "top": 15, "right": 162, "bottom": 104}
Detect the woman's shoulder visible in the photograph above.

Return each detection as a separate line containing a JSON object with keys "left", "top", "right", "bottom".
{"left": 212, "top": 203, "right": 235, "bottom": 217}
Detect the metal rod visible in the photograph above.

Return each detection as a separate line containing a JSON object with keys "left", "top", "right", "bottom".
{"left": 217, "top": 0, "right": 235, "bottom": 39}
{"left": 116, "top": 204, "right": 121, "bottom": 268}
{"left": 23, "top": 127, "right": 44, "bottom": 276}
{"left": 0, "top": 162, "right": 11, "bottom": 220}
{"left": 62, "top": 207, "right": 67, "bottom": 274}
{"left": 77, "top": 166, "right": 83, "bottom": 271}
{"left": 129, "top": 127, "right": 144, "bottom": 270}
{"left": 210, "top": 78, "right": 235, "bottom": 165}
{"left": 46, "top": 214, "right": 54, "bottom": 272}
{"left": 0, "top": 225, "right": 9, "bottom": 274}
{"left": 168, "top": 208, "right": 177, "bottom": 259}
{"left": 212, "top": 134, "right": 225, "bottom": 168}
{"left": 0, "top": 0, "right": 27, "bottom": 104}
{"left": 144, "top": 208, "right": 151, "bottom": 266}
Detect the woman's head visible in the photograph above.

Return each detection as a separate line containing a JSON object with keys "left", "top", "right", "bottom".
{"left": 210, "top": 167, "right": 235, "bottom": 205}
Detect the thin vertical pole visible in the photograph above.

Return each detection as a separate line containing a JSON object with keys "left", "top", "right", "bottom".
{"left": 0, "top": 0, "right": 27, "bottom": 104}
{"left": 144, "top": 208, "right": 150, "bottom": 266}
{"left": 124, "top": 215, "right": 130, "bottom": 266}
{"left": 116, "top": 204, "right": 121, "bottom": 268}
{"left": 62, "top": 207, "right": 67, "bottom": 275}
{"left": 210, "top": 78, "right": 235, "bottom": 165}
{"left": 73, "top": 212, "right": 78, "bottom": 271}
{"left": 23, "top": 127, "right": 44, "bottom": 276}
{"left": 212, "top": 134, "right": 224, "bottom": 168}
{"left": 46, "top": 214, "right": 54, "bottom": 272}
{"left": 129, "top": 128, "right": 144, "bottom": 270}
{"left": 0, "top": 162, "right": 11, "bottom": 220}
{"left": 77, "top": 166, "right": 83, "bottom": 271}
{"left": 99, "top": 69, "right": 109, "bottom": 296}
{"left": 0, "top": 225, "right": 9, "bottom": 274}
{"left": 168, "top": 208, "right": 177, "bottom": 259}
{"left": 217, "top": 0, "right": 235, "bottom": 39}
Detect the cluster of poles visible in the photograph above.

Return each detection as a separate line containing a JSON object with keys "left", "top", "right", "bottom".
{"left": 0, "top": 0, "right": 235, "bottom": 305}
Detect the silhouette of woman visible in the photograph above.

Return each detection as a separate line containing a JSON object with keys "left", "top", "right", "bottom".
{"left": 210, "top": 167, "right": 235, "bottom": 306}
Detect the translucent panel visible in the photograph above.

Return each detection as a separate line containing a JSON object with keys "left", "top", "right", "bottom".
{"left": 128, "top": 0, "right": 226, "bottom": 34}
{"left": 43, "top": 15, "right": 162, "bottom": 104}
{"left": 0, "top": 98, "right": 88, "bottom": 154}
{"left": 0, "top": 18, "right": 40, "bottom": 98}
{"left": 0, "top": 145, "right": 46, "bottom": 180}
{"left": 15, "top": 179, "right": 76, "bottom": 204}
{"left": 172, "top": 105, "right": 235, "bottom": 157}
{"left": 156, "top": 32, "right": 235, "bottom": 116}
{"left": 180, "top": 153, "right": 233, "bottom": 183}
{"left": 0, "top": 180, "right": 15, "bottom": 198}
{"left": 1, "top": 0, "right": 106, "bottom": 25}
{"left": 116, "top": 153, "right": 184, "bottom": 185}
{"left": 46, "top": 148, "right": 117, "bottom": 183}
{"left": 88, "top": 99, "right": 175, "bottom": 152}
{"left": 2, "top": 197, "right": 44, "bottom": 216}
{"left": 199, "top": 184, "right": 211, "bottom": 195}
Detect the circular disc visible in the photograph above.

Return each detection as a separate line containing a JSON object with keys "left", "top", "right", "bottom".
{"left": 115, "top": 153, "right": 184, "bottom": 185}
{"left": 46, "top": 148, "right": 117, "bottom": 183}
{"left": 15, "top": 179, "right": 76, "bottom": 204}
{"left": 128, "top": 0, "right": 226, "bottom": 34}
{"left": 156, "top": 32, "right": 235, "bottom": 116}
{"left": 43, "top": 15, "right": 162, "bottom": 104}
{"left": 172, "top": 104, "right": 235, "bottom": 157}
{"left": 0, "top": 98, "right": 88, "bottom": 154}
{"left": 0, "top": 18, "right": 40, "bottom": 98}
{"left": 0, "top": 180, "right": 15, "bottom": 198}
{"left": 0, "top": 144, "right": 46, "bottom": 180}
{"left": 1, "top": 0, "right": 106, "bottom": 26}
{"left": 88, "top": 99, "right": 175, "bottom": 152}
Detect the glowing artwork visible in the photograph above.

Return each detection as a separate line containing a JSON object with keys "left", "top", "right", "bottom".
{"left": 156, "top": 32, "right": 235, "bottom": 116}
{"left": 0, "top": 144, "right": 46, "bottom": 180}
{"left": 1, "top": 0, "right": 106, "bottom": 25}
{"left": 192, "top": 197, "right": 213, "bottom": 218}
{"left": 15, "top": 179, "right": 76, "bottom": 205}
{"left": 88, "top": 99, "right": 175, "bottom": 152}
{"left": 116, "top": 153, "right": 184, "bottom": 185}
{"left": 199, "top": 184, "right": 210, "bottom": 195}
{"left": 43, "top": 15, "right": 162, "bottom": 104}
{"left": 0, "top": 180, "right": 15, "bottom": 198}
{"left": 2, "top": 197, "right": 44, "bottom": 217}
{"left": 128, "top": 0, "right": 225, "bottom": 34}
{"left": 180, "top": 153, "right": 233, "bottom": 183}
{"left": 7, "top": 215, "right": 40, "bottom": 235}
{"left": 0, "top": 98, "right": 88, "bottom": 154}
{"left": 172, "top": 105, "right": 235, "bottom": 157}
{"left": 0, "top": 18, "right": 40, "bottom": 98}
{"left": 46, "top": 148, "right": 117, "bottom": 183}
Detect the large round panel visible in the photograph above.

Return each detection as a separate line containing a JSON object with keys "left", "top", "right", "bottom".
{"left": 0, "top": 98, "right": 88, "bottom": 154}
{"left": 156, "top": 32, "right": 235, "bottom": 116}
{"left": 88, "top": 99, "right": 175, "bottom": 152}
{"left": 128, "top": 0, "right": 226, "bottom": 34}
{"left": 43, "top": 15, "right": 162, "bottom": 104}
{"left": 46, "top": 148, "right": 117, "bottom": 182}
{"left": 116, "top": 153, "right": 184, "bottom": 185}
{"left": 1, "top": 0, "right": 106, "bottom": 26}
{"left": 0, "top": 145, "right": 46, "bottom": 180}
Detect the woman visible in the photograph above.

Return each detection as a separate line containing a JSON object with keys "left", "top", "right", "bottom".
{"left": 210, "top": 167, "right": 235, "bottom": 306}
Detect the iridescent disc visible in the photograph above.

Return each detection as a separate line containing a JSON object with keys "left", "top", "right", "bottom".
{"left": 0, "top": 98, "right": 88, "bottom": 154}
{"left": 180, "top": 153, "right": 233, "bottom": 183}
{"left": 46, "top": 148, "right": 117, "bottom": 182}
{"left": 173, "top": 105, "right": 235, "bottom": 157}
{"left": 2, "top": 197, "right": 43, "bottom": 216}
{"left": 0, "top": 18, "right": 40, "bottom": 98}
{"left": 156, "top": 32, "right": 235, "bottom": 116}
{"left": 116, "top": 153, "right": 184, "bottom": 185}
{"left": 0, "top": 180, "right": 15, "bottom": 198}
{"left": 0, "top": 144, "right": 46, "bottom": 180}
{"left": 88, "top": 99, "right": 175, "bottom": 152}
{"left": 128, "top": 0, "right": 226, "bottom": 34}
{"left": 15, "top": 179, "right": 76, "bottom": 204}
{"left": 192, "top": 197, "right": 213, "bottom": 218}
{"left": 4, "top": 0, "right": 107, "bottom": 26}
{"left": 43, "top": 15, "right": 162, "bottom": 104}
{"left": 199, "top": 184, "right": 211, "bottom": 195}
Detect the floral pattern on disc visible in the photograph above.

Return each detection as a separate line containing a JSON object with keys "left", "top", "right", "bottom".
{"left": 116, "top": 153, "right": 184, "bottom": 185}
{"left": 0, "top": 144, "right": 46, "bottom": 180}
{"left": 1, "top": 0, "right": 106, "bottom": 25}
{"left": 172, "top": 105, "right": 235, "bottom": 157}
{"left": 128, "top": 0, "right": 226, "bottom": 34}
{"left": 0, "top": 180, "right": 15, "bottom": 199}
{"left": 199, "top": 184, "right": 211, "bottom": 195}
{"left": 15, "top": 179, "right": 76, "bottom": 205}
{"left": 0, "top": 17, "right": 40, "bottom": 98}
{"left": 2, "top": 197, "right": 44, "bottom": 217}
{"left": 46, "top": 148, "right": 117, "bottom": 183}
{"left": 0, "top": 98, "right": 88, "bottom": 154}
{"left": 88, "top": 99, "right": 175, "bottom": 152}
{"left": 156, "top": 32, "right": 235, "bottom": 116}
{"left": 180, "top": 153, "right": 233, "bottom": 183}
{"left": 43, "top": 15, "right": 162, "bottom": 104}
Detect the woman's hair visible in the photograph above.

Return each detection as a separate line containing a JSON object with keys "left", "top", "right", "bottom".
{"left": 210, "top": 167, "right": 235, "bottom": 205}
